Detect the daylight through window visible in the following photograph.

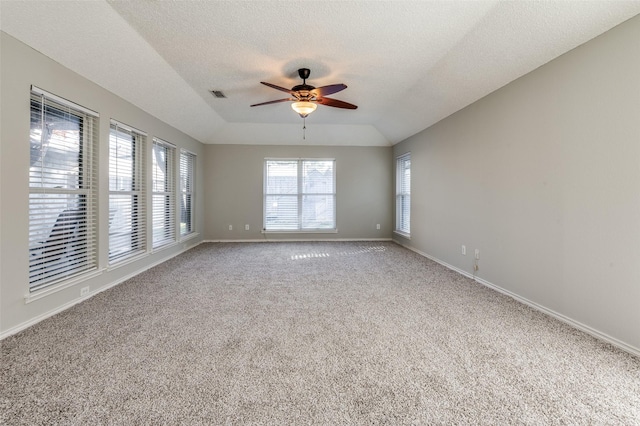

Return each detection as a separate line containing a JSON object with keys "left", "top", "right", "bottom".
{"left": 108, "top": 121, "right": 146, "bottom": 264}
{"left": 396, "top": 152, "right": 410, "bottom": 235}
{"left": 28, "top": 88, "right": 99, "bottom": 291}
{"left": 152, "top": 138, "right": 176, "bottom": 248}
{"left": 264, "top": 159, "right": 336, "bottom": 231}
{"left": 180, "top": 150, "right": 196, "bottom": 236}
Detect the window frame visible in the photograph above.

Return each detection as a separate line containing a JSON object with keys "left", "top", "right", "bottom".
{"left": 152, "top": 138, "right": 177, "bottom": 249}
{"left": 28, "top": 86, "right": 99, "bottom": 293}
{"left": 263, "top": 158, "right": 337, "bottom": 232}
{"left": 108, "top": 120, "right": 147, "bottom": 265}
{"left": 395, "top": 152, "right": 411, "bottom": 237}
{"left": 179, "top": 149, "right": 196, "bottom": 237}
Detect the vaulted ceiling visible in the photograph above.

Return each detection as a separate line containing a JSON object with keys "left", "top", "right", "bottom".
{"left": 2, "top": 1, "right": 639, "bottom": 146}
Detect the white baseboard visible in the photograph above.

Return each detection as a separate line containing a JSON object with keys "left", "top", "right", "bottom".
{"left": 1, "top": 297, "right": 89, "bottom": 341}
{"left": 10, "top": 238, "right": 635, "bottom": 358}
{"left": 395, "top": 240, "right": 640, "bottom": 358}
{"left": 0, "top": 241, "right": 203, "bottom": 341}
{"left": 203, "top": 238, "right": 393, "bottom": 243}
{"left": 2, "top": 239, "right": 391, "bottom": 339}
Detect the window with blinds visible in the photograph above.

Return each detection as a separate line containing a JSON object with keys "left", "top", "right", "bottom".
{"left": 109, "top": 121, "right": 146, "bottom": 264}
{"left": 396, "top": 152, "right": 411, "bottom": 235}
{"left": 264, "top": 159, "right": 336, "bottom": 231}
{"left": 28, "top": 87, "right": 99, "bottom": 291}
{"left": 152, "top": 138, "right": 176, "bottom": 248}
{"left": 179, "top": 150, "right": 196, "bottom": 236}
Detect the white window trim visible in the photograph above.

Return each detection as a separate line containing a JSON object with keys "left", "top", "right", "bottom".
{"left": 152, "top": 137, "right": 177, "bottom": 250}
{"left": 179, "top": 149, "right": 196, "bottom": 238}
{"left": 393, "top": 230, "right": 411, "bottom": 239}
{"left": 110, "top": 119, "right": 148, "bottom": 136}
{"left": 395, "top": 152, "right": 411, "bottom": 236}
{"left": 28, "top": 88, "right": 99, "bottom": 293}
{"left": 25, "top": 269, "right": 102, "bottom": 303}
{"left": 31, "top": 86, "right": 99, "bottom": 117}
{"left": 263, "top": 158, "right": 337, "bottom": 232}
{"left": 108, "top": 120, "right": 147, "bottom": 266}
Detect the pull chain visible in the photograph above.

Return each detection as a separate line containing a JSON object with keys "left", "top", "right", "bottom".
{"left": 303, "top": 117, "right": 306, "bottom": 140}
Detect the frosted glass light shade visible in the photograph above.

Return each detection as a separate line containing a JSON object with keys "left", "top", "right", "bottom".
{"left": 291, "top": 101, "right": 317, "bottom": 117}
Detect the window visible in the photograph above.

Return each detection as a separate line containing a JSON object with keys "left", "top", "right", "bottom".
{"left": 109, "top": 121, "right": 146, "bottom": 264}
{"left": 396, "top": 153, "right": 411, "bottom": 235}
{"left": 179, "top": 150, "right": 196, "bottom": 236}
{"left": 28, "top": 87, "right": 98, "bottom": 291}
{"left": 152, "top": 138, "right": 176, "bottom": 249}
{"left": 264, "top": 159, "right": 336, "bottom": 231}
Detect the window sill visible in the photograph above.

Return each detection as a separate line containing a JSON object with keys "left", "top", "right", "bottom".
{"left": 180, "top": 232, "right": 200, "bottom": 242}
{"left": 151, "top": 240, "right": 179, "bottom": 253}
{"left": 107, "top": 251, "right": 148, "bottom": 271}
{"left": 393, "top": 230, "right": 411, "bottom": 240}
{"left": 25, "top": 268, "right": 101, "bottom": 304}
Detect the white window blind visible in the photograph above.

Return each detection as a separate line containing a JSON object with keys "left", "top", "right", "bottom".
{"left": 152, "top": 138, "right": 176, "bottom": 248}
{"left": 396, "top": 152, "right": 411, "bottom": 235}
{"left": 180, "top": 150, "right": 196, "bottom": 236}
{"left": 264, "top": 159, "right": 336, "bottom": 231}
{"left": 28, "top": 88, "right": 99, "bottom": 291}
{"left": 109, "top": 121, "right": 146, "bottom": 263}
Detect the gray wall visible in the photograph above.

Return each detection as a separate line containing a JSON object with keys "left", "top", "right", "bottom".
{"left": 203, "top": 144, "right": 393, "bottom": 241}
{"left": 4, "top": 13, "right": 638, "bottom": 355}
{"left": 0, "top": 33, "right": 205, "bottom": 336}
{"left": 394, "top": 15, "right": 640, "bottom": 353}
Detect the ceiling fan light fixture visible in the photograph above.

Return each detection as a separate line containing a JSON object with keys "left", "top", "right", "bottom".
{"left": 291, "top": 101, "right": 317, "bottom": 118}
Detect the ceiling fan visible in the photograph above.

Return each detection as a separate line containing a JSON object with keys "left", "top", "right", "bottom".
{"left": 250, "top": 68, "right": 357, "bottom": 118}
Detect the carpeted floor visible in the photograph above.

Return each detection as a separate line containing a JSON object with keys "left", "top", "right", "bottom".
{"left": 1, "top": 241, "right": 639, "bottom": 425}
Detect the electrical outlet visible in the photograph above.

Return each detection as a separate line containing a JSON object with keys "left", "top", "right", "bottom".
{"left": 228, "top": 225, "right": 233, "bottom": 231}
{"left": 80, "top": 286, "right": 89, "bottom": 297}
{"left": 461, "top": 245, "right": 466, "bottom": 255}
{"left": 475, "top": 249, "right": 480, "bottom": 260}
{"left": 245, "top": 224, "right": 249, "bottom": 231}
{"left": 376, "top": 224, "right": 380, "bottom": 230}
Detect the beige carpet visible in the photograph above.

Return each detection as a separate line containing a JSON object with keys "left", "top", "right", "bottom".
{"left": 1, "top": 241, "right": 639, "bottom": 424}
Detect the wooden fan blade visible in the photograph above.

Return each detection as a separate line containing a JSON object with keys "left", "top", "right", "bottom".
{"left": 260, "top": 82, "right": 295, "bottom": 94}
{"left": 250, "top": 98, "right": 294, "bottom": 107}
{"left": 310, "top": 84, "right": 347, "bottom": 97}
{"left": 316, "top": 97, "right": 358, "bottom": 109}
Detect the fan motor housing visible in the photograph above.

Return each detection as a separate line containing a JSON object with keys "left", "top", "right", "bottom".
{"left": 292, "top": 84, "right": 315, "bottom": 93}
{"left": 298, "top": 68, "right": 311, "bottom": 80}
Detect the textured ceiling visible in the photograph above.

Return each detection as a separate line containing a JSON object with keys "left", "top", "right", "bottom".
{"left": 2, "top": 1, "right": 639, "bottom": 146}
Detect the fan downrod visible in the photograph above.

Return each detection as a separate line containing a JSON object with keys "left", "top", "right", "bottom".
{"left": 292, "top": 67, "right": 314, "bottom": 93}
{"left": 291, "top": 68, "right": 315, "bottom": 92}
